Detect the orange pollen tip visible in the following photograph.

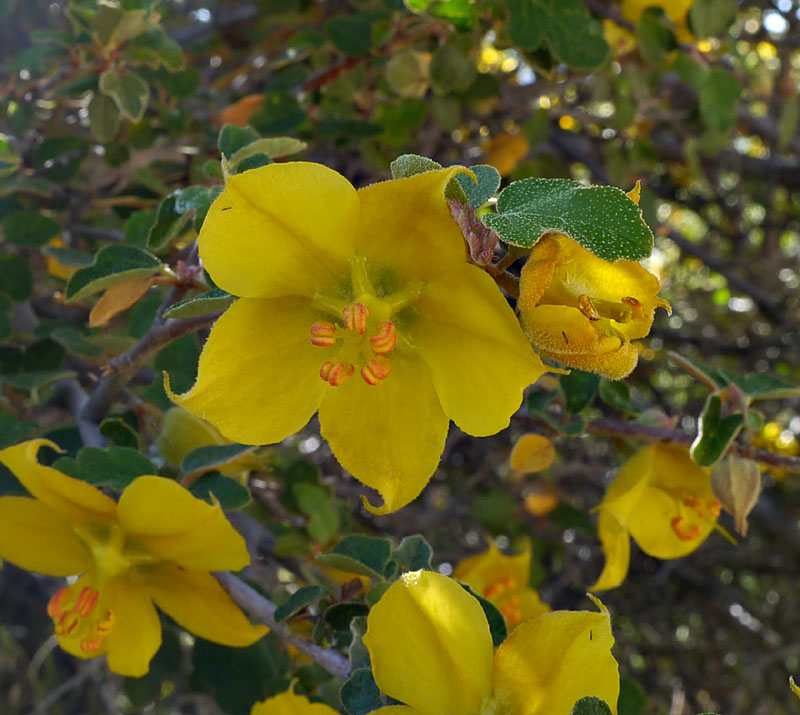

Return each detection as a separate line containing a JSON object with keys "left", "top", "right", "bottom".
{"left": 361, "top": 356, "right": 391, "bottom": 386}
{"left": 321, "top": 360, "right": 354, "bottom": 387}
{"left": 671, "top": 516, "right": 702, "bottom": 541}
{"left": 369, "top": 321, "right": 397, "bottom": 354}
{"left": 74, "top": 587, "right": 99, "bottom": 617}
{"left": 47, "top": 587, "right": 71, "bottom": 618}
{"left": 310, "top": 321, "right": 336, "bottom": 347}
{"left": 707, "top": 500, "right": 722, "bottom": 518}
{"left": 343, "top": 302, "right": 370, "bottom": 334}
{"left": 484, "top": 576, "right": 515, "bottom": 600}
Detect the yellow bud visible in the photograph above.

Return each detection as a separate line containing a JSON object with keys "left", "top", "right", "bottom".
{"left": 710, "top": 455, "right": 762, "bottom": 537}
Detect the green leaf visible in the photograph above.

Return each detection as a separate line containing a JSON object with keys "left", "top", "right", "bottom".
{"left": 405, "top": 0, "right": 476, "bottom": 28}
{"left": 1, "top": 370, "right": 76, "bottom": 399}
{"left": 719, "top": 371, "right": 800, "bottom": 402}
{"left": 274, "top": 585, "right": 326, "bottom": 623}
{"left": 506, "top": 0, "right": 546, "bottom": 50}
{"left": 294, "top": 482, "right": 340, "bottom": 544}
{"left": 181, "top": 443, "right": 255, "bottom": 476}
{"left": 689, "top": 0, "right": 738, "bottom": 38}
{"left": 390, "top": 153, "right": 442, "bottom": 179}
{"left": 690, "top": 394, "right": 745, "bottom": 467}
{"left": 618, "top": 676, "right": 648, "bottom": 715}
{"left": 50, "top": 326, "right": 103, "bottom": 357}
{"left": 218, "top": 124, "right": 260, "bottom": 160}
{"left": 599, "top": 379, "right": 636, "bottom": 414}
{"left": 326, "top": 14, "right": 374, "bottom": 56}
{"left": 54, "top": 446, "right": 155, "bottom": 490}
{"left": 560, "top": 371, "right": 600, "bottom": 413}
{"left": 316, "top": 534, "right": 392, "bottom": 580}
{"left": 485, "top": 178, "right": 653, "bottom": 260}
{"left": 31, "top": 136, "right": 88, "bottom": 183}
{"left": 162, "top": 288, "right": 235, "bottom": 319}
{"left": 0, "top": 412, "right": 37, "bottom": 450}
{"left": 455, "top": 164, "right": 501, "bottom": 208}
{"left": 537, "top": 0, "right": 609, "bottom": 70}
{"left": 88, "top": 92, "right": 120, "bottom": 142}
{"left": 189, "top": 472, "right": 251, "bottom": 509}
{"left": 636, "top": 8, "right": 677, "bottom": 66}
{"left": 3, "top": 211, "right": 60, "bottom": 246}
{"left": 147, "top": 194, "right": 191, "bottom": 250}
{"left": 699, "top": 67, "right": 741, "bottom": 133}
{"left": 0, "top": 254, "right": 32, "bottom": 301}
{"left": 99, "top": 415, "right": 139, "bottom": 448}
{"left": 393, "top": 534, "right": 433, "bottom": 571}
{"left": 385, "top": 49, "right": 431, "bottom": 98}
{"left": 229, "top": 137, "right": 307, "bottom": 167}
{"left": 324, "top": 600, "right": 370, "bottom": 631}
{"left": 430, "top": 43, "right": 475, "bottom": 94}
{"left": 460, "top": 583, "right": 507, "bottom": 647}
{"left": 571, "top": 696, "right": 614, "bottom": 715}
{"left": 340, "top": 667, "right": 382, "bottom": 715}
{"left": 99, "top": 69, "right": 150, "bottom": 122}
{"left": 65, "top": 244, "right": 162, "bottom": 302}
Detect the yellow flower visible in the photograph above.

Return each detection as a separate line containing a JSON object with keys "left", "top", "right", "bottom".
{"left": 454, "top": 540, "right": 550, "bottom": 628}
{"left": 251, "top": 687, "right": 337, "bottom": 714}
{"left": 167, "top": 162, "right": 548, "bottom": 514}
{"left": 621, "top": 0, "right": 693, "bottom": 26}
{"left": 363, "top": 570, "right": 619, "bottom": 715}
{"left": 0, "top": 440, "right": 266, "bottom": 676}
{"left": 518, "top": 233, "right": 670, "bottom": 379}
{"left": 592, "top": 444, "right": 720, "bottom": 591}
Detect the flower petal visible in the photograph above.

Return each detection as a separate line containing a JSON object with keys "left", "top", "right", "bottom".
{"left": 355, "top": 167, "right": 470, "bottom": 283}
{"left": 167, "top": 297, "right": 327, "bottom": 446}
{"left": 251, "top": 689, "right": 340, "bottom": 714}
{"left": 591, "top": 510, "right": 631, "bottom": 591}
{"left": 318, "top": 351, "right": 448, "bottom": 515}
{"left": 0, "top": 440, "right": 116, "bottom": 525}
{"left": 492, "top": 601, "right": 620, "bottom": 715}
{"left": 414, "top": 264, "right": 549, "bottom": 436}
{"left": 199, "top": 162, "right": 359, "bottom": 299}
{"left": 103, "top": 575, "right": 162, "bottom": 677}
{"left": 454, "top": 540, "right": 531, "bottom": 597}
{"left": 147, "top": 565, "right": 266, "bottom": 646}
{"left": 363, "top": 570, "right": 493, "bottom": 715}
{"left": 0, "top": 497, "right": 90, "bottom": 576}
{"left": 117, "top": 476, "right": 250, "bottom": 571}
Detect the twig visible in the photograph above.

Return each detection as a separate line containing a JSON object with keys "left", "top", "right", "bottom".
{"left": 583, "top": 416, "right": 800, "bottom": 473}
{"left": 52, "top": 378, "right": 104, "bottom": 448}
{"left": 215, "top": 571, "right": 352, "bottom": 681}
{"left": 31, "top": 659, "right": 104, "bottom": 715}
{"left": 81, "top": 314, "right": 219, "bottom": 425}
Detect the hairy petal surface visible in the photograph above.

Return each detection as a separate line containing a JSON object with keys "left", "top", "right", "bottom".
{"left": 319, "top": 352, "right": 448, "bottom": 515}
{"left": 167, "top": 297, "right": 327, "bottom": 446}
{"left": 147, "top": 565, "right": 266, "bottom": 646}
{"left": 117, "top": 476, "right": 250, "bottom": 572}
{"left": 414, "top": 264, "right": 548, "bottom": 436}
{"left": 363, "top": 570, "right": 493, "bottom": 715}
{"left": 199, "top": 162, "right": 359, "bottom": 299}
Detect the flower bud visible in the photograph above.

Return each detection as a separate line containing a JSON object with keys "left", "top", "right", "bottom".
{"left": 710, "top": 454, "right": 761, "bottom": 536}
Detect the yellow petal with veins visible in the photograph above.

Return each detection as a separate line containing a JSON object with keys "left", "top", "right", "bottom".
{"left": 0, "top": 497, "right": 91, "bottom": 576}
{"left": 319, "top": 352, "right": 448, "bottom": 515}
{"left": 117, "top": 475, "right": 250, "bottom": 572}
{"left": 167, "top": 297, "right": 328, "bottom": 446}
{"left": 363, "top": 570, "right": 493, "bottom": 715}
{"left": 199, "top": 162, "right": 360, "bottom": 299}
{"left": 147, "top": 565, "right": 266, "bottom": 646}
{"left": 0, "top": 440, "right": 116, "bottom": 525}
{"left": 492, "top": 601, "right": 619, "bottom": 714}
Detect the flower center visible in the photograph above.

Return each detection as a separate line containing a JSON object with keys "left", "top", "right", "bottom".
{"left": 664, "top": 488, "right": 721, "bottom": 541}
{"left": 47, "top": 584, "right": 116, "bottom": 654}
{"left": 483, "top": 576, "right": 522, "bottom": 627}
{"left": 309, "top": 257, "right": 421, "bottom": 388}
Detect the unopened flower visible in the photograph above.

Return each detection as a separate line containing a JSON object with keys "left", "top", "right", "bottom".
{"left": 518, "top": 233, "right": 670, "bottom": 379}
{"left": 454, "top": 540, "right": 550, "bottom": 628}
{"left": 363, "top": 570, "right": 619, "bottom": 714}
{"left": 0, "top": 440, "right": 265, "bottom": 676}
{"left": 168, "top": 162, "right": 549, "bottom": 514}
{"left": 592, "top": 443, "right": 720, "bottom": 591}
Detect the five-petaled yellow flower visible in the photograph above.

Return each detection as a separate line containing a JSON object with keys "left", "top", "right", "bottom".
{"left": 518, "top": 232, "right": 670, "bottom": 379}
{"left": 0, "top": 440, "right": 266, "bottom": 676}
{"left": 592, "top": 443, "right": 721, "bottom": 591}
{"left": 168, "top": 162, "right": 548, "bottom": 514}
{"left": 363, "top": 570, "right": 619, "bottom": 714}
{"left": 251, "top": 687, "right": 338, "bottom": 714}
{"left": 454, "top": 539, "right": 550, "bottom": 628}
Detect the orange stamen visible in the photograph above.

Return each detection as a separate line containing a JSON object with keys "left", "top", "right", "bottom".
{"left": 706, "top": 499, "right": 722, "bottom": 518}
{"left": 47, "top": 587, "right": 71, "bottom": 618}
{"left": 361, "top": 356, "right": 391, "bottom": 386}
{"left": 320, "top": 360, "right": 354, "bottom": 387}
{"left": 578, "top": 294, "right": 600, "bottom": 321}
{"left": 74, "top": 587, "right": 99, "bottom": 617}
{"left": 484, "top": 576, "right": 516, "bottom": 600}
{"left": 310, "top": 321, "right": 336, "bottom": 347}
{"left": 343, "top": 302, "right": 370, "bottom": 334}
{"left": 671, "top": 516, "right": 702, "bottom": 541}
{"left": 369, "top": 321, "right": 397, "bottom": 354}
